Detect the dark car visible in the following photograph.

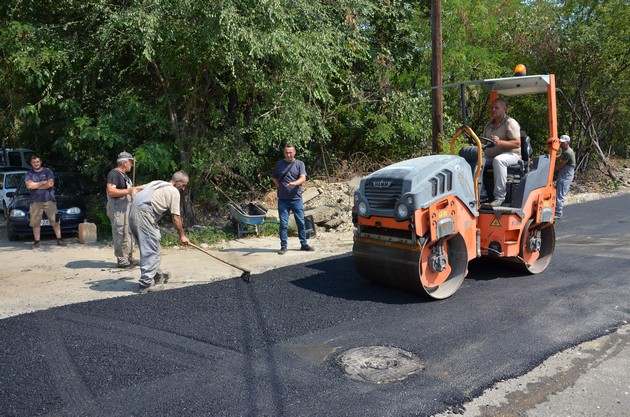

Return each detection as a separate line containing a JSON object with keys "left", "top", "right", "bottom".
{"left": 6, "top": 172, "right": 87, "bottom": 241}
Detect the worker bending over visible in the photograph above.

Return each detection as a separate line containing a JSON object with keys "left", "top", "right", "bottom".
{"left": 129, "top": 170, "right": 190, "bottom": 293}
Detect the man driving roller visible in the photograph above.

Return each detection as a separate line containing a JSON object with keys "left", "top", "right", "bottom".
{"left": 481, "top": 98, "right": 522, "bottom": 206}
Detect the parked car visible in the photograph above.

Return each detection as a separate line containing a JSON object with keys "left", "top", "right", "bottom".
{"left": 0, "top": 148, "right": 35, "bottom": 169}
{"left": 6, "top": 172, "right": 88, "bottom": 241}
{"left": 1, "top": 167, "right": 28, "bottom": 218}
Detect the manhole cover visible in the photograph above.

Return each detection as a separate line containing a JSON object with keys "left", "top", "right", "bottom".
{"left": 337, "top": 346, "right": 423, "bottom": 384}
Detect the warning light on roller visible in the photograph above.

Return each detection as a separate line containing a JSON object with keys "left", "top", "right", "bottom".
{"left": 514, "top": 64, "right": 527, "bottom": 76}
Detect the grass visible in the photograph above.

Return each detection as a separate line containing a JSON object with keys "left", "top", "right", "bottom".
{"left": 159, "top": 217, "right": 293, "bottom": 247}
{"left": 160, "top": 224, "right": 233, "bottom": 247}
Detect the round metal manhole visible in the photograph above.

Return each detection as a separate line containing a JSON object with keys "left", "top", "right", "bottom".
{"left": 337, "top": 346, "right": 423, "bottom": 384}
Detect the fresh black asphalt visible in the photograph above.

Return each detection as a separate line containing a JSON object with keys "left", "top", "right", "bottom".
{"left": 1, "top": 194, "right": 629, "bottom": 417}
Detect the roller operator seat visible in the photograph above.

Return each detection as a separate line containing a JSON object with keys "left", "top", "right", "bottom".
{"left": 506, "top": 130, "right": 533, "bottom": 177}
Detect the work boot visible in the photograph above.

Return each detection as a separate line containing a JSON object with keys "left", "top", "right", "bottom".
{"left": 57, "top": 239, "right": 66, "bottom": 246}
{"left": 300, "top": 244, "right": 315, "bottom": 252}
{"left": 489, "top": 198, "right": 505, "bottom": 207}
{"left": 117, "top": 260, "right": 131, "bottom": 268}
{"left": 138, "top": 284, "right": 165, "bottom": 294}
{"left": 154, "top": 270, "right": 171, "bottom": 284}
{"left": 32, "top": 240, "right": 41, "bottom": 249}
{"left": 278, "top": 247, "right": 287, "bottom": 255}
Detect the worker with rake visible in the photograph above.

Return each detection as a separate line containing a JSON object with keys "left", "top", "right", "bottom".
{"left": 129, "top": 170, "right": 190, "bottom": 293}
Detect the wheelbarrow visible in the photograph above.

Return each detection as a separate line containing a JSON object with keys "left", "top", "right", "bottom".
{"left": 228, "top": 202, "right": 276, "bottom": 238}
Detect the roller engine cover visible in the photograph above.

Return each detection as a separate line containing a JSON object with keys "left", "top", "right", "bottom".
{"left": 353, "top": 155, "right": 478, "bottom": 221}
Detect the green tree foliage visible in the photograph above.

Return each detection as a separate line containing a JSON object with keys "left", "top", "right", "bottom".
{"left": 554, "top": 0, "right": 630, "bottom": 165}
{"left": 1, "top": 0, "right": 628, "bottom": 204}
{"left": 331, "top": 1, "right": 436, "bottom": 162}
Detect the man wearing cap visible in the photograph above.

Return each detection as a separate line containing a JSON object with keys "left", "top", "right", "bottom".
{"left": 106, "top": 152, "right": 144, "bottom": 267}
{"left": 554, "top": 135, "right": 576, "bottom": 219}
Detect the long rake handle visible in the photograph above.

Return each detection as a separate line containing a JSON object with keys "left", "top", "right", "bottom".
{"left": 160, "top": 227, "right": 251, "bottom": 282}
{"left": 188, "top": 242, "right": 252, "bottom": 275}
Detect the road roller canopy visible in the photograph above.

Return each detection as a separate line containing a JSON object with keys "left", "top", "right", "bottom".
{"left": 436, "top": 74, "right": 552, "bottom": 96}
{"left": 435, "top": 73, "right": 558, "bottom": 138}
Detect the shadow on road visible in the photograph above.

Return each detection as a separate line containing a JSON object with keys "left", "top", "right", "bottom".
{"left": 292, "top": 253, "right": 531, "bottom": 304}
{"left": 466, "top": 257, "right": 533, "bottom": 282}
{"left": 291, "top": 254, "right": 431, "bottom": 305}
{"left": 66, "top": 259, "right": 114, "bottom": 269}
{"left": 87, "top": 276, "right": 137, "bottom": 292}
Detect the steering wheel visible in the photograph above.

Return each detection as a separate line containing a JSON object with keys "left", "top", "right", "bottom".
{"left": 479, "top": 136, "right": 495, "bottom": 149}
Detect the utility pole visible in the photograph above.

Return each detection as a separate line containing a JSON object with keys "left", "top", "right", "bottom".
{"left": 431, "top": 0, "right": 443, "bottom": 153}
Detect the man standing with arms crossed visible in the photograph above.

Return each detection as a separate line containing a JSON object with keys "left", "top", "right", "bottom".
{"left": 272, "top": 143, "right": 314, "bottom": 255}
{"left": 129, "top": 170, "right": 190, "bottom": 293}
{"left": 25, "top": 155, "right": 66, "bottom": 249}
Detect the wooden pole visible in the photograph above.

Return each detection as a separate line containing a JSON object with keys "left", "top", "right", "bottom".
{"left": 431, "top": 0, "right": 444, "bottom": 154}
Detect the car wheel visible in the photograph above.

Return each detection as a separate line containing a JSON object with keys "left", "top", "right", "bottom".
{"left": 7, "top": 223, "right": 18, "bottom": 241}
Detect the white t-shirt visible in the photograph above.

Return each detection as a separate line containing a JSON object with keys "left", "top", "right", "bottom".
{"left": 142, "top": 181, "right": 181, "bottom": 217}
{"left": 483, "top": 115, "right": 521, "bottom": 158}
{"left": 153, "top": 185, "right": 181, "bottom": 217}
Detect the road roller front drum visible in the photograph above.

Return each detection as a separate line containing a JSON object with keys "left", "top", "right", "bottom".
{"left": 353, "top": 233, "right": 469, "bottom": 300}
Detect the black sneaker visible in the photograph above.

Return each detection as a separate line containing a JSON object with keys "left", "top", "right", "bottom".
{"left": 300, "top": 245, "right": 315, "bottom": 252}
{"left": 278, "top": 247, "right": 287, "bottom": 255}
{"left": 32, "top": 240, "right": 41, "bottom": 249}
{"left": 57, "top": 239, "right": 67, "bottom": 247}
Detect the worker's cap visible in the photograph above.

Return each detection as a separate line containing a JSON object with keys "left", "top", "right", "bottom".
{"left": 559, "top": 135, "right": 571, "bottom": 143}
{"left": 117, "top": 151, "right": 135, "bottom": 163}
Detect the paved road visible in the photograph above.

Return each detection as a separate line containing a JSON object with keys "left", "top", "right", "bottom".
{"left": 1, "top": 195, "right": 629, "bottom": 416}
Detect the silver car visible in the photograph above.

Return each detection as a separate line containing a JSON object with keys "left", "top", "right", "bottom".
{"left": 1, "top": 167, "right": 28, "bottom": 218}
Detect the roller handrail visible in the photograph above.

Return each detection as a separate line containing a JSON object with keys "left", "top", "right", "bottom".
{"left": 450, "top": 126, "right": 483, "bottom": 208}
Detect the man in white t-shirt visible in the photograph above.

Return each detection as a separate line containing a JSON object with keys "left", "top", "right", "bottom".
{"left": 481, "top": 98, "right": 522, "bottom": 207}
{"left": 129, "top": 170, "right": 190, "bottom": 293}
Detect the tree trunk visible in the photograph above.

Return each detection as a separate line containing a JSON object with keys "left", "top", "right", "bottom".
{"left": 577, "top": 92, "right": 619, "bottom": 182}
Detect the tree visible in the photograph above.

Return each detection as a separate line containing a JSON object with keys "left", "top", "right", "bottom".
{"left": 504, "top": 0, "right": 630, "bottom": 179}
{"left": 1, "top": 0, "right": 628, "bottom": 208}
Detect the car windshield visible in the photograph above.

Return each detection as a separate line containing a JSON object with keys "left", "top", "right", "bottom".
{"left": 5, "top": 173, "right": 26, "bottom": 189}
{"left": 15, "top": 173, "right": 83, "bottom": 197}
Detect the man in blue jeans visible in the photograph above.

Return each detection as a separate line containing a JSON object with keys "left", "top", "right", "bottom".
{"left": 554, "top": 135, "right": 576, "bottom": 219}
{"left": 272, "top": 144, "right": 314, "bottom": 255}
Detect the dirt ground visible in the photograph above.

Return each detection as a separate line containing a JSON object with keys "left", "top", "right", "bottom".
{"left": 0, "top": 220, "right": 353, "bottom": 319}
